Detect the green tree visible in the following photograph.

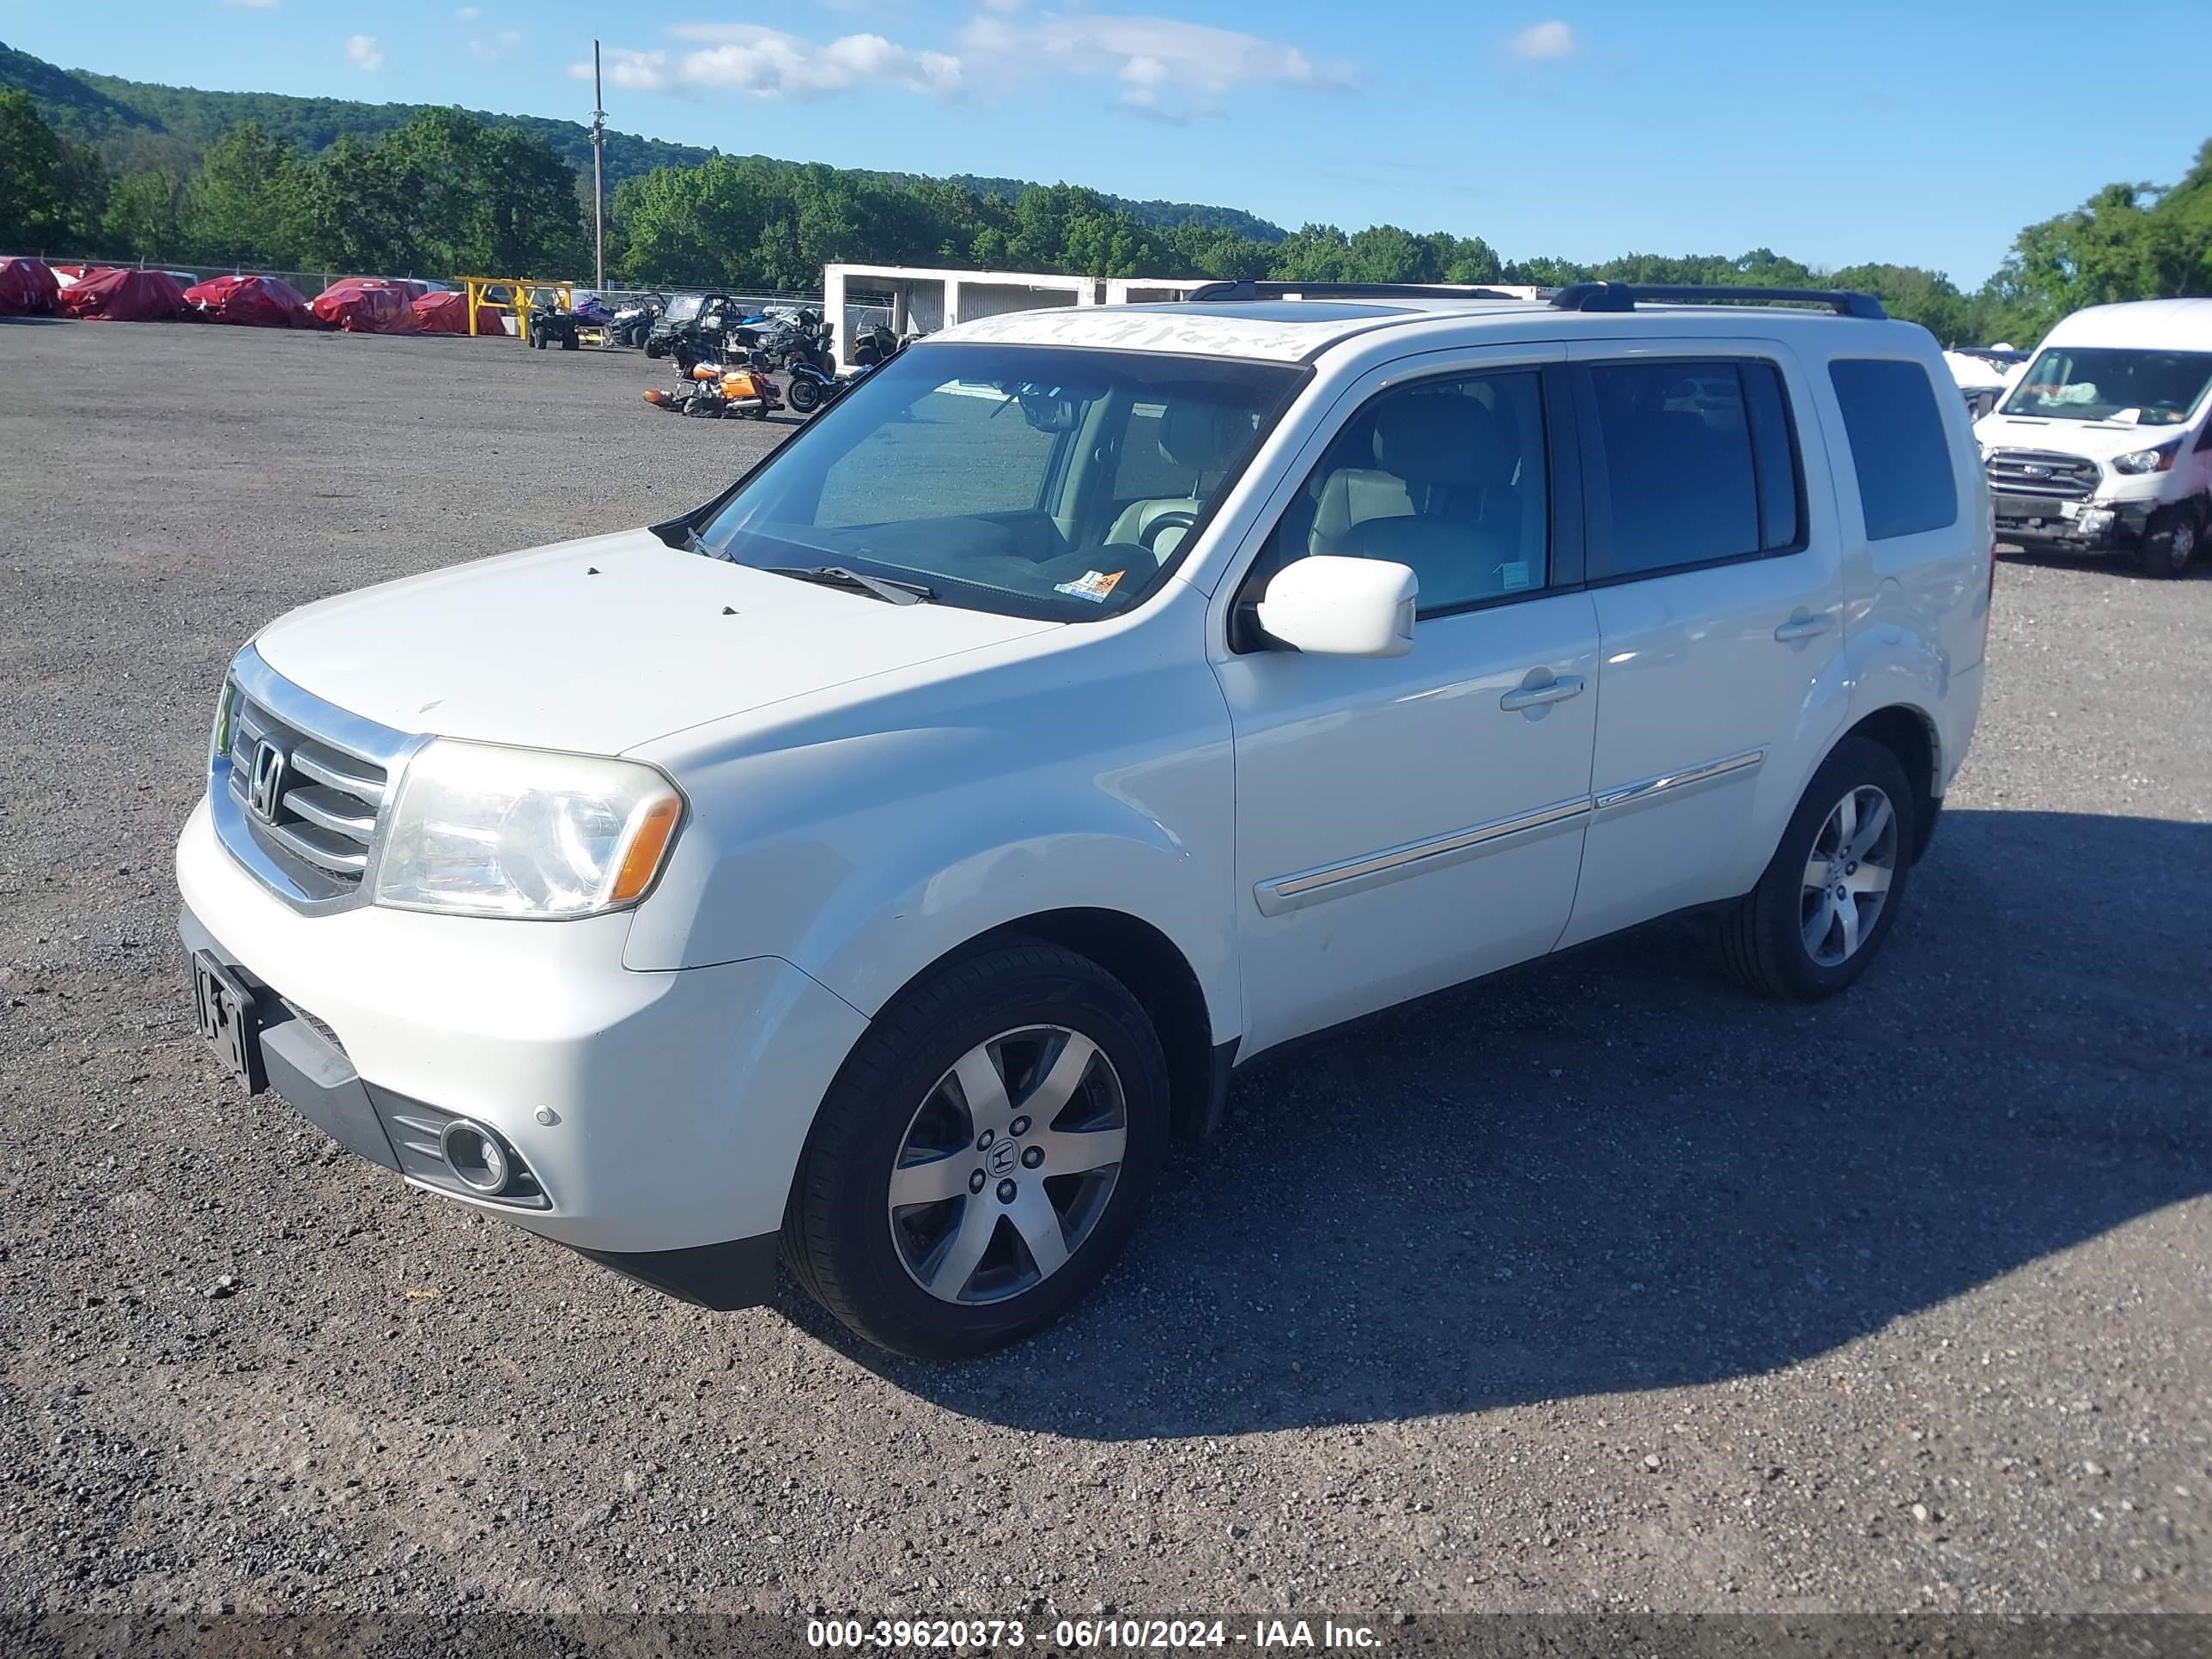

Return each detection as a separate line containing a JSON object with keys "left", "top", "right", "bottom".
{"left": 100, "top": 168, "right": 182, "bottom": 260}
{"left": 1827, "top": 263, "right": 1972, "bottom": 344}
{"left": 181, "top": 121, "right": 302, "bottom": 264}
{"left": 1975, "top": 179, "right": 2195, "bottom": 344}
{"left": 0, "top": 88, "right": 108, "bottom": 250}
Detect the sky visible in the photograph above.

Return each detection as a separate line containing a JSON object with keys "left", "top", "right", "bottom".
{"left": 6, "top": 1, "right": 2207, "bottom": 289}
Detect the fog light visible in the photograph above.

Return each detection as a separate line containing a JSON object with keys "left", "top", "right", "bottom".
{"left": 439, "top": 1118, "right": 513, "bottom": 1195}
{"left": 2079, "top": 508, "right": 2115, "bottom": 534}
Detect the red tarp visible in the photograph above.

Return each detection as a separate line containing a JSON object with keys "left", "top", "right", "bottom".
{"left": 310, "top": 278, "right": 422, "bottom": 334}
{"left": 183, "top": 273, "right": 319, "bottom": 329}
{"left": 0, "top": 257, "right": 62, "bottom": 315}
{"left": 58, "top": 266, "right": 188, "bottom": 321}
{"left": 410, "top": 289, "right": 505, "bottom": 336}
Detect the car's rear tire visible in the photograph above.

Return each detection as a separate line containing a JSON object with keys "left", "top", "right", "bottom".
{"left": 782, "top": 940, "right": 1169, "bottom": 1359}
{"left": 2136, "top": 505, "right": 2198, "bottom": 578}
{"left": 1719, "top": 735, "right": 1917, "bottom": 1002}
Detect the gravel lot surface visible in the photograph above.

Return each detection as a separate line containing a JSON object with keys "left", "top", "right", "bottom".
{"left": 1, "top": 321, "right": 2206, "bottom": 1626}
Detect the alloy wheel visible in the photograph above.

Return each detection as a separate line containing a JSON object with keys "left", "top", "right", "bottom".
{"left": 886, "top": 1025, "right": 1127, "bottom": 1305}
{"left": 1800, "top": 785, "right": 1899, "bottom": 967}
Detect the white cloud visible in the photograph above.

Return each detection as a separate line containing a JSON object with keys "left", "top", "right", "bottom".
{"left": 589, "top": 46, "right": 671, "bottom": 90}
{"left": 225, "top": 0, "right": 279, "bottom": 10}
{"left": 1505, "top": 21, "right": 1576, "bottom": 61}
{"left": 978, "top": 0, "right": 1025, "bottom": 11}
{"left": 471, "top": 27, "right": 524, "bottom": 59}
{"left": 959, "top": 12, "right": 1352, "bottom": 114}
{"left": 346, "top": 33, "right": 385, "bottom": 71}
{"left": 575, "top": 24, "right": 962, "bottom": 100}
{"left": 456, "top": 4, "right": 480, "bottom": 17}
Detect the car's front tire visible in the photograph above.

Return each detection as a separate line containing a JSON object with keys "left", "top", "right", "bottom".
{"left": 2136, "top": 505, "right": 2199, "bottom": 578}
{"left": 782, "top": 940, "right": 1169, "bottom": 1359}
{"left": 1720, "top": 735, "right": 1916, "bottom": 1002}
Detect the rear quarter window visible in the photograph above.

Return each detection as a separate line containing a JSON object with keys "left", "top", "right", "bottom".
{"left": 1828, "top": 358, "right": 1959, "bottom": 540}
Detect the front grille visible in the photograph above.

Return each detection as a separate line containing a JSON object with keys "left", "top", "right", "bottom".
{"left": 226, "top": 698, "right": 387, "bottom": 898}
{"left": 210, "top": 646, "right": 415, "bottom": 913}
{"left": 1985, "top": 447, "right": 2100, "bottom": 502}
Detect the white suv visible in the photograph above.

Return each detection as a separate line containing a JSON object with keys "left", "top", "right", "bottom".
{"left": 178, "top": 281, "right": 1990, "bottom": 1358}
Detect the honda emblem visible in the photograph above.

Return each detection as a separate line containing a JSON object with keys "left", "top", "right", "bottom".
{"left": 246, "top": 739, "right": 288, "bottom": 823}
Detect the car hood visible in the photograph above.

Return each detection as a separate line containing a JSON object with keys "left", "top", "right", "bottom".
{"left": 1974, "top": 411, "right": 2192, "bottom": 460}
{"left": 252, "top": 528, "right": 1060, "bottom": 755}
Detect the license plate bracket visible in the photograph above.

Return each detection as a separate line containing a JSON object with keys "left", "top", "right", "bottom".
{"left": 191, "top": 951, "right": 265, "bottom": 1093}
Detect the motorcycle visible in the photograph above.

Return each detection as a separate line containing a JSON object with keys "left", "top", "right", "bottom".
{"left": 642, "top": 343, "right": 785, "bottom": 420}
{"left": 781, "top": 314, "right": 842, "bottom": 415}
{"left": 786, "top": 321, "right": 902, "bottom": 417}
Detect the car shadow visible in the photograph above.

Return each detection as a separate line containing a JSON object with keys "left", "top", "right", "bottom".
{"left": 778, "top": 808, "right": 2212, "bottom": 1435}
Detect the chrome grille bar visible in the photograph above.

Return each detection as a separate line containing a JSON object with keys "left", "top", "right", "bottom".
{"left": 209, "top": 645, "right": 416, "bottom": 913}
{"left": 1985, "top": 447, "right": 2100, "bottom": 502}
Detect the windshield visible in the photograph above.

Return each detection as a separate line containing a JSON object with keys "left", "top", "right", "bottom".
{"left": 693, "top": 343, "right": 1304, "bottom": 620}
{"left": 665, "top": 295, "right": 704, "bottom": 322}
{"left": 1999, "top": 346, "right": 2212, "bottom": 425}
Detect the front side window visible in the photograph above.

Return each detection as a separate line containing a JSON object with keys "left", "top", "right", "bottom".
{"left": 1999, "top": 347, "right": 2212, "bottom": 427}
{"left": 695, "top": 343, "right": 1304, "bottom": 620}
{"left": 1251, "top": 369, "right": 1551, "bottom": 615}
{"left": 1584, "top": 358, "right": 1802, "bottom": 579}
{"left": 1829, "top": 357, "right": 1959, "bottom": 542}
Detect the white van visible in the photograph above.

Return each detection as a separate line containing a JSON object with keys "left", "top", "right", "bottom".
{"left": 1975, "top": 298, "right": 2212, "bottom": 576}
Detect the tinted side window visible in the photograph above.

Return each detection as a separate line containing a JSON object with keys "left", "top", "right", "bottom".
{"left": 1586, "top": 359, "right": 1807, "bottom": 579}
{"left": 1252, "top": 369, "right": 1551, "bottom": 615}
{"left": 1828, "top": 357, "right": 1959, "bottom": 540}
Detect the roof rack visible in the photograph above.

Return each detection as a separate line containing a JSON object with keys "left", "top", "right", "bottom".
{"left": 1184, "top": 280, "right": 1522, "bottom": 303}
{"left": 1548, "top": 282, "right": 1887, "bottom": 319}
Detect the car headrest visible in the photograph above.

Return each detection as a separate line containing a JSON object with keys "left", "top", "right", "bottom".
{"left": 1159, "top": 398, "right": 1254, "bottom": 473}
{"left": 1374, "top": 395, "right": 1510, "bottom": 489}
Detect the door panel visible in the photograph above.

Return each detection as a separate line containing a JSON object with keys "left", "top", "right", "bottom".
{"left": 1212, "top": 347, "right": 1597, "bottom": 1055}
{"left": 1559, "top": 342, "right": 1845, "bottom": 948}
{"left": 1220, "top": 594, "right": 1601, "bottom": 1053}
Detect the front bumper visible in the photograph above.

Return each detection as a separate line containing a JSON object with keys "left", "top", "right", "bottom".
{"left": 1991, "top": 495, "right": 2154, "bottom": 552}
{"left": 175, "top": 796, "right": 868, "bottom": 1300}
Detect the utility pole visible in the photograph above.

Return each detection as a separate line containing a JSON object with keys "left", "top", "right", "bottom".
{"left": 591, "top": 40, "right": 606, "bottom": 291}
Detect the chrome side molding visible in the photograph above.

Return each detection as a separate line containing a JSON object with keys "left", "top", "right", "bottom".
{"left": 1255, "top": 795, "right": 1592, "bottom": 917}
{"left": 1592, "top": 747, "right": 1765, "bottom": 819}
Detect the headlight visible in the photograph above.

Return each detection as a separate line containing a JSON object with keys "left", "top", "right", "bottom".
{"left": 373, "top": 741, "right": 684, "bottom": 919}
{"left": 2111, "top": 441, "right": 2179, "bottom": 475}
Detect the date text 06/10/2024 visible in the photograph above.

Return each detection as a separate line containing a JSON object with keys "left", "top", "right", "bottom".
{"left": 805, "top": 1619, "right": 1385, "bottom": 1650}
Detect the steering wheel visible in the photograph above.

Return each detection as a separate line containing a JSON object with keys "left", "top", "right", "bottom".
{"left": 1141, "top": 512, "right": 1199, "bottom": 556}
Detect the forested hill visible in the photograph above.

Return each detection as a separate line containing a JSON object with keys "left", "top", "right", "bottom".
{"left": 0, "top": 40, "right": 1288, "bottom": 240}
{"left": 1, "top": 40, "right": 713, "bottom": 188}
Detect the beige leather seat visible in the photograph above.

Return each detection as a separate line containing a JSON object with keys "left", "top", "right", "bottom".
{"left": 1104, "top": 399, "right": 1256, "bottom": 565}
{"left": 1309, "top": 395, "right": 1523, "bottom": 610}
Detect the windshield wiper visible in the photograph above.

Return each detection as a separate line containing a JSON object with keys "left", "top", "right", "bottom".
{"left": 763, "top": 564, "right": 935, "bottom": 605}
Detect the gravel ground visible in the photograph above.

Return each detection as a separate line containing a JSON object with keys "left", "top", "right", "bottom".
{"left": 1, "top": 320, "right": 2206, "bottom": 1627}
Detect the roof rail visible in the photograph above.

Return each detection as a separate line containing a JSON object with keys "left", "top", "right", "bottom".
{"left": 1185, "top": 280, "right": 1522, "bottom": 303}
{"left": 1548, "top": 282, "right": 1887, "bottom": 319}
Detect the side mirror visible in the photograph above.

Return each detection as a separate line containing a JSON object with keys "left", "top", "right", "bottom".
{"left": 1254, "top": 556, "right": 1417, "bottom": 658}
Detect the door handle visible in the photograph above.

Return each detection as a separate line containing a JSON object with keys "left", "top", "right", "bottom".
{"left": 1773, "top": 611, "right": 1836, "bottom": 643}
{"left": 1499, "top": 673, "right": 1586, "bottom": 712}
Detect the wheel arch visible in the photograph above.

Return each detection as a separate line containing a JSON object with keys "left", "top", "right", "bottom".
{"left": 1842, "top": 703, "right": 1940, "bottom": 862}
{"left": 890, "top": 907, "right": 1224, "bottom": 1142}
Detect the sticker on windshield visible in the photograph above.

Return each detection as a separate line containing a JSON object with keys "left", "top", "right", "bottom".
{"left": 1054, "top": 568, "right": 1126, "bottom": 603}
{"left": 1497, "top": 561, "right": 1533, "bottom": 592}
